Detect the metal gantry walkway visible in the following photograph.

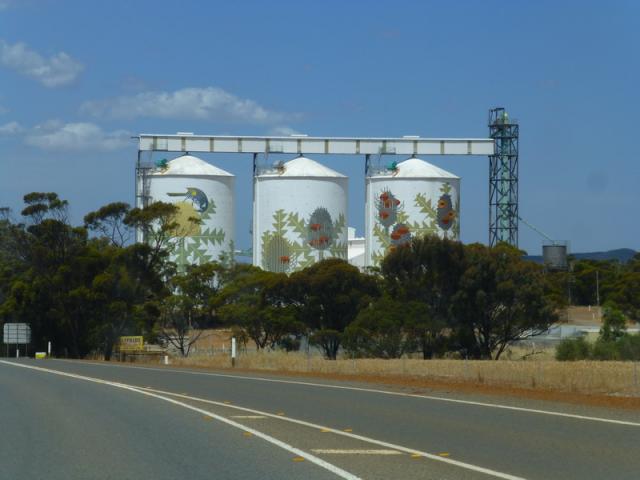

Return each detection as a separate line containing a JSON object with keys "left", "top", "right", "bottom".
{"left": 136, "top": 130, "right": 507, "bottom": 245}
{"left": 137, "top": 134, "right": 495, "bottom": 156}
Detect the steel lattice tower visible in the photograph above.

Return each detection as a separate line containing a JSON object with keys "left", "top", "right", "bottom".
{"left": 489, "top": 107, "right": 519, "bottom": 247}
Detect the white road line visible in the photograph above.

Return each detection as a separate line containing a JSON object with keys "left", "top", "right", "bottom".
{"left": 230, "top": 415, "right": 268, "bottom": 419}
{"left": 57, "top": 359, "right": 640, "bottom": 428}
{"left": 312, "top": 449, "right": 403, "bottom": 455}
{"left": 0, "top": 361, "right": 360, "bottom": 480}
{"left": 4, "top": 360, "right": 526, "bottom": 479}
{"left": 136, "top": 386, "right": 525, "bottom": 480}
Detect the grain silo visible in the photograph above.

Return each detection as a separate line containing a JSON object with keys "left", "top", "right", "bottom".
{"left": 253, "top": 155, "right": 348, "bottom": 273}
{"left": 364, "top": 156, "right": 460, "bottom": 267}
{"left": 147, "top": 154, "right": 235, "bottom": 270}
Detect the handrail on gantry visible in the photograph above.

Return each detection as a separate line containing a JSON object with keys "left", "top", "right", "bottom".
{"left": 137, "top": 134, "right": 495, "bottom": 157}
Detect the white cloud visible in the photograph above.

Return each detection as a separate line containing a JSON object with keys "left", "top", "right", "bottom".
{"left": 0, "top": 121, "right": 22, "bottom": 135}
{"left": 0, "top": 39, "right": 84, "bottom": 87}
{"left": 268, "top": 126, "right": 304, "bottom": 136}
{"left": 25, "top": 121, "right": 130, "bottom": 151}
{"left": 81, "top": 86, "right": 292, "bottom": 124}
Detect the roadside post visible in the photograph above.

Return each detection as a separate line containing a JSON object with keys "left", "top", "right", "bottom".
{"left": 47, "top": 341, "right": 51, "bottom": 357}
{"left": 231, "top": 337, "right": 237, "bottom": 367}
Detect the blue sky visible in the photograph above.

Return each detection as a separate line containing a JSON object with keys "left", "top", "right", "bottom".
{"left": 1, "top": 0, "right": 638, "bottom": 254}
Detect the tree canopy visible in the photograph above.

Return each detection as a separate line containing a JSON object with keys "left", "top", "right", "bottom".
{"left": 1, "top": 192, "right": 636, "bottom": 362}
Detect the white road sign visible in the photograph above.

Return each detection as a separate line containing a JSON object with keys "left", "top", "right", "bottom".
{"left": 3, "top": 323, "right": 31, "bottom": 344}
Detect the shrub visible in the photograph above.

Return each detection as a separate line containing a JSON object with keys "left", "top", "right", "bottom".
{"left": 616, "top": 334, "right": 640, "bottom": 361}
{"left": 555, "top": 337, "right": 591, "bottom": 361}
{"left": 591, "top": 339, "right": 621, "bottom": 360}
{"left": 278, "top": 336, "right": 301, "bottom": 352}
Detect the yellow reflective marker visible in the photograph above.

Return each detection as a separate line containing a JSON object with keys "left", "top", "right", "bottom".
{"left": 439, "top": 452, "right": 450, "bottom": 457}
{"left": 202, "top": 415, "right": 213, "bottom": 421}
{"left": 343, "top": 428, "right": 353, "bottom": 432}
{"left": 320, "top": 428, "right": 331, "bottom": 433}
{"left": 276, "top": 412, "right": 285, "bottom": 416}
{"left": 243, "top": 432, "right": 252, "bottom": 437}
{"left": 411, "top": 453, "right": 422, "bottom": 459}
{"left": 293, "top": 456, "right": 305, "bottom": 462}
{"left": 224, "top": 401, "right": 231, "bottom": 404}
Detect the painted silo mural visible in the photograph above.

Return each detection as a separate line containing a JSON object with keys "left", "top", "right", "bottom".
{"left": 147, "top": 154, "right": 235, "bottom": 269}
{"left": 365, "top": 157, "right": 460, "bottom": 267}
{"left": 253, "top": 156, "right": 348, "bottom": 273}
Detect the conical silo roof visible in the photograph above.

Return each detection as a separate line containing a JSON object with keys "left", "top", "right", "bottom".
{"left": 151, "top": 154, "right": 233, "bottom": 176}
{"left": 260, "top": 156, "right": 346, "bottom": 178}
{"left": 392, "top": 157, "right": 459, "bottom": 179}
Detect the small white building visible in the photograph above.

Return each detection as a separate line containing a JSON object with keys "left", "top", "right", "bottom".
{"left": 347, "top": 227, "right": 365, "bottom": 269}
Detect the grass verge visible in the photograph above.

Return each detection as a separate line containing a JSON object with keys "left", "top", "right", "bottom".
{"left": 144, "top": 351, "right": 640, "bottom": 410}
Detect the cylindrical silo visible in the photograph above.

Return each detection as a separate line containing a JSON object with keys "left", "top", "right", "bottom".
{"left": 365, "top": 156, "right": 460, "bottom": 267}
{"left": 253, "top": 155, "right": 348, "bottom": 273}
{"left": 147, "top": 154, "right": 235, "bottom": 270}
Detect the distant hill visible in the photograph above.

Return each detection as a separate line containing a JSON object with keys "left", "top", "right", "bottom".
{"left": 525, "top": 248, "right": 637, "bottom": 264}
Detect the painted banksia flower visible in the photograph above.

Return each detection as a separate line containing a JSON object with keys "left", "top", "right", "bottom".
{"left": 376, "top": 189, "right": 401, "bottom": 228}
{"left": 437, "top": 193, "right": 456, "bottom": 231}
{"left": 264, "top": 234, "right": 294, "bottom": 273}
{"left": 389, "top": 223, "right": 411, "bottom": 251}
{"left": 307, "top": 207, "right": 334, "bottom": 251}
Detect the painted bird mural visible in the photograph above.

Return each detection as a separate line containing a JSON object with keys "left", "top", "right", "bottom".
{"left": 168, "top": 187, "right": 209, "bottom": 213}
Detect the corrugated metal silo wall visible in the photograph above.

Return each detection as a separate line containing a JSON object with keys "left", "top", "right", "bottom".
{"left": 148, "top": 174, "right": 235, "bottom": 270}
{"left": 365, "top": 176, "right": 460, "bottom": 267}
{"left": 253, "top": 176, "right": 348, "bottom": 273}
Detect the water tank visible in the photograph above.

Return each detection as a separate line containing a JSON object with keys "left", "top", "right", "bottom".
{"left": 543, "top": 244, "right": 568, "bottom": 270}
{"left": 147, "top": 154, "right": 235, "bottom": 269}
{"left": 253, "top": 155, "right": 348, "bottom": 273}
{"left": 365, "top": 157, "right": 460, "bottom": 267}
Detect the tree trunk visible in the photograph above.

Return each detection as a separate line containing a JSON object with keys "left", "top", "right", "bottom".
{"left": 421, "top": 336, "right": 434, "bottom": 359}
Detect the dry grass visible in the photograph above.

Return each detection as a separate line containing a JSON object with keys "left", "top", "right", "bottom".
{"left": 167, "top": 351, "right": 640, "bottom": 398}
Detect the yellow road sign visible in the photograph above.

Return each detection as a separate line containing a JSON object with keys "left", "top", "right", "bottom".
{"left": 119, "top": 336, "right": 144, "bottom": 352}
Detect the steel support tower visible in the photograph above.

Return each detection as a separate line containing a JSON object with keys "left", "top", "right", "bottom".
{"left": 489, "top": 107, "right": 519, "bottom": 247}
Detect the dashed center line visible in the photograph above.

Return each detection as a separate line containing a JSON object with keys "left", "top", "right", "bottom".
{"left": 231, "top": 415, "right": 268, "bottom": 419}
{"left": 134, "top": 386, "right": 525, "bottom": 479}
{"left": 312, "top": 449, "right": 403, "bottom": 455}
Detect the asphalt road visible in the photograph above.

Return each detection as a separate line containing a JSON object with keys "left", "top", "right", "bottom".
{"left": 1, "top": 359, "right": 639, "bottom": 480}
